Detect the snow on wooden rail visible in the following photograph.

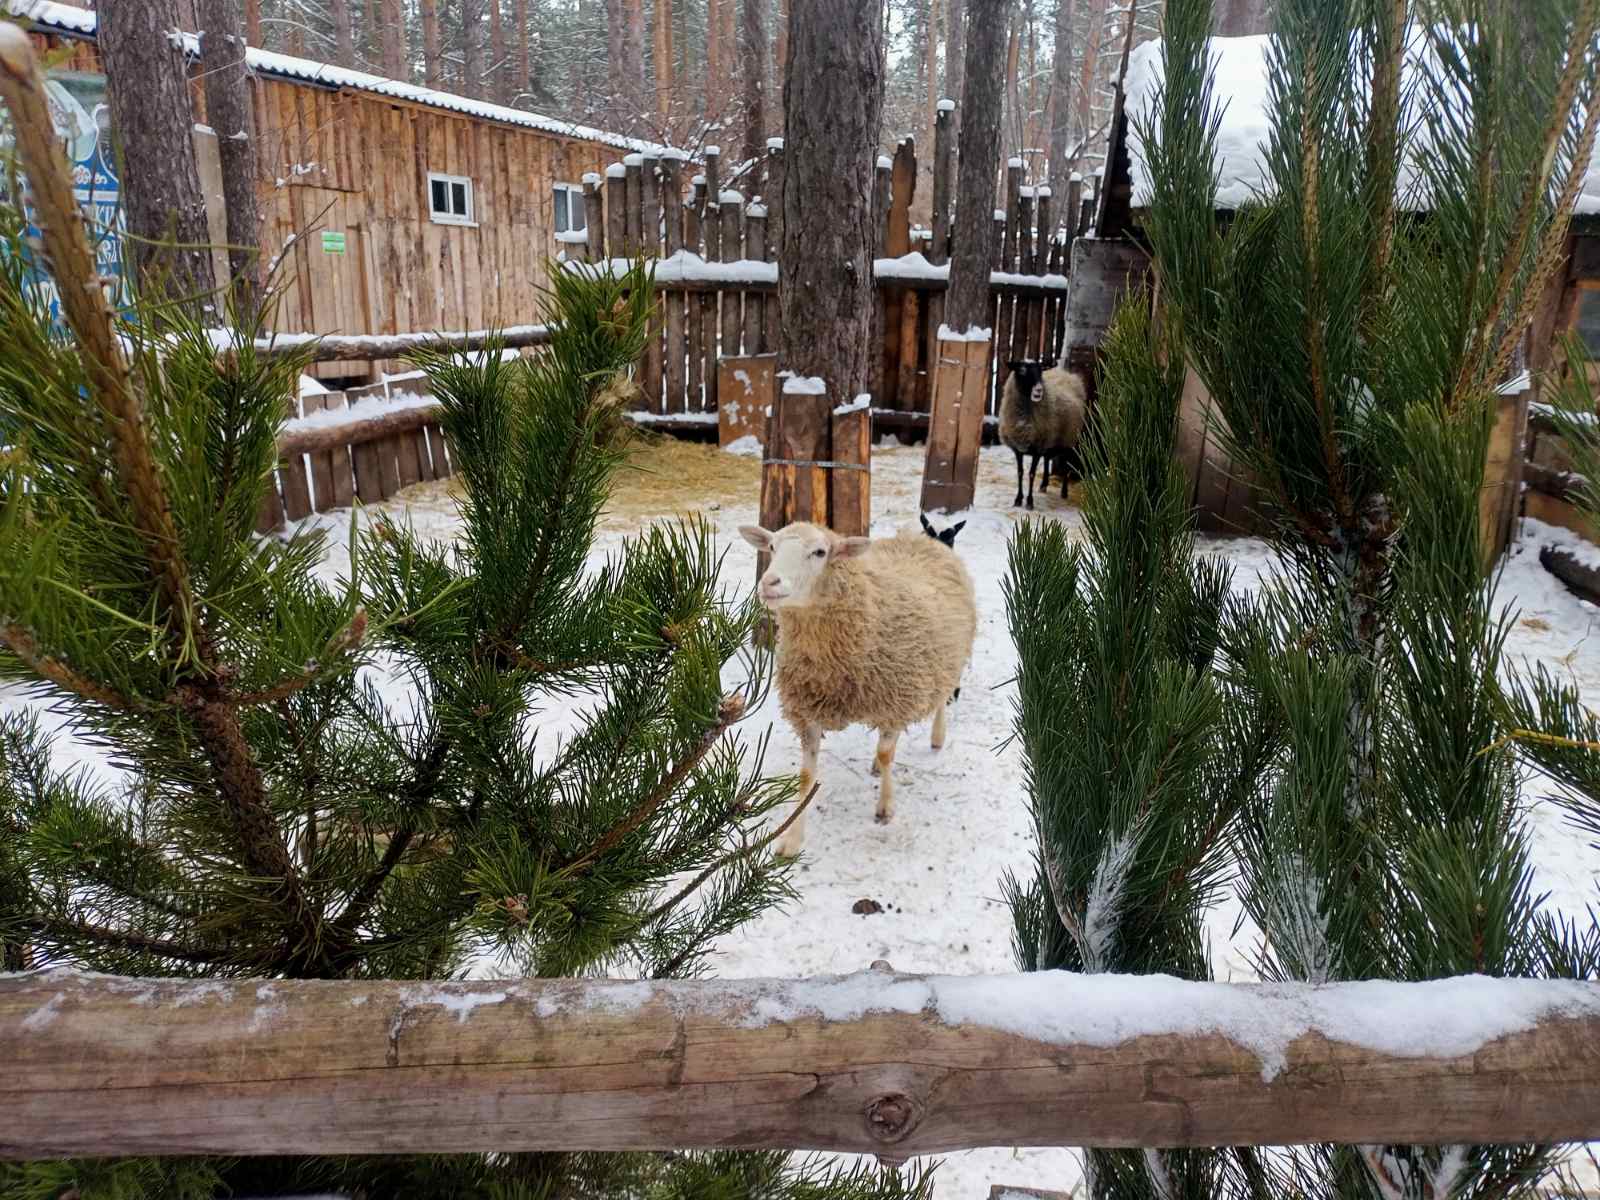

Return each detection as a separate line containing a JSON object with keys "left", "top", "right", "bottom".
{"left": 238, "top": 324, "right": 552, "bottom": 364}
{"left": 4, "top": 966, "right": 1600, "bottom": 1159}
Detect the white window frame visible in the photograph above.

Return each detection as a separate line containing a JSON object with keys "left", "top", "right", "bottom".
{"left": 427, "top": 171, "right": 475, "bottom": 227}
{"left": 553, "top": 182, "right": 586, "bottom": 236}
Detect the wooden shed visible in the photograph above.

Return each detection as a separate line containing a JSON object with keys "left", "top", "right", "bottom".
{"left": 10, "top": 0, "right": 673, "bottom": 384}
{"left": 1066, "top": 31, "right": 1600, "bottom": 558}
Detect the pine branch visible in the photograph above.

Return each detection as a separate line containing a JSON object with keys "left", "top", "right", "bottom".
{"left": 0, "top": 28, "right": 202, "bottom": 668}
{"left": 1472, "top": 0, "right": 1600, "bottom": 390}
{"left": 1361, "top": 0, "right": 1406, "bottom": 333}
{"left": 25, "top": 914, "right": 231, "bottom": 967}
{"left": 562, "top": 692, "right": 748, "bottom": 875}
{"left": 640, "top": 781, "right": 818, "bottom": 934}
{"left": 228, "top": 609, "right": 369, "bottom": 706}
{"left": 1, "top": 624, "right": 136, "bottom": 712}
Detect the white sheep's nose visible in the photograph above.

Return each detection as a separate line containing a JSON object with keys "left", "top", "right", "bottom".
{"left": 759, "top": 573, "right": 788, "bottom": 603}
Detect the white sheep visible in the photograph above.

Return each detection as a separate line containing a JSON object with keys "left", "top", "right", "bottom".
{"left": 739, "top": 520, "right": 978, "bottom": 857}
{"left": 1000, "top": 360, "right": 1088, "bottom": 509}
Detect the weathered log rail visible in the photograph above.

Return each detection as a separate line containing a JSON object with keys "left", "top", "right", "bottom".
{"left": 4, "top": 967, "right": 1600, "bottom": 1159}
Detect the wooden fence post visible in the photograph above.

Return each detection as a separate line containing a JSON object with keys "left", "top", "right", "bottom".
{"left": 920, "top": 329, "right": 990, "bottom": 513}
{"left": 624, "top": 153, "right": 644, "bottom": 256}
{"left": 719, "top": 188, "right": 744, "bottom": 364}
{"left": 871, "top": 153, "right": 893, "bottom": 408}
{"left": 605, "top": 162, "right": 627, "bottom": 258}
{"left": 745, "top": 203, "right": 768, "bottom": 353}
{"left": 764, "top": 138, "right": 785, "bottom": 352}
{"left": 641, "top": 153, "right": 663, "bottom": 410}
{"left": 702, "top": 148, "right": 722, "bottom": 411}
{"left": 930, "top": 101, "right": 954, "bottom": 267}
{"left": 662, "top": 151, "right": 686, "bottom": 414}
{"left": 582, "top": 172, "right": 605, "bottom": 262}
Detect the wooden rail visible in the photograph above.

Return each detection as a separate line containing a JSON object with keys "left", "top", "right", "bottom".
{"left": 4, "top": 967, "right": 1600, "bottom": 1159}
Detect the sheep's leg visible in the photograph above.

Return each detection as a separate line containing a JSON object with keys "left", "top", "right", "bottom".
{"left": 1027, "top": 454, "right": 1041, "bottom": 510}
{"left": 1013, "top": 449, "right": 1025, "bottom": 507}
{"left": 931, "top": 701, "right": 948, "bottom": 751}
{"left": 776, "top": 724, "right": 821, "bottom": 859}
{"left": 874, "top": 727, "right": 902, "bottom": 823}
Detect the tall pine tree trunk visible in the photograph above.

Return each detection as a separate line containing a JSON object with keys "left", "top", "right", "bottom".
{"left": 740, "top": 0, "right": 766, "bottom": 169}
{"left": 944, "top": 0, "right": 964, "bottom": 138}
{"left": 516, "top": 0, "right": 531, "bottom": 101}
{"left": 245, "top": 0, "right": 260, "bottom": 46}
{"left": 330, "top": 0, "right": 355, "bottom": 65}
{"left": 490, "top": 0, "right": 508, "bottom": 103}
{"left": 706, "top": 0, "right": 725, "bottom": 129}
{"left": 381, "top": 0, "right": 405, "bottom": 78}
{"left": 422, "top": 0, "right": 441, "bottom": 86}
{"left": 774, "top": 0, "right": 788, "bottom": 108}
{"left": 98, "top": 0, "right": 217, "bottom": 310}
{"left": 1214, "top": 0, "right": 1271, "bottom": 34}
{"left": 463, "top": 0, "right": 483, "bottom": 97}
{"left": 946, "top": 0, "right": 1007, "bottom": 330}
{"left": 624, "top": 0, "right": 647, "bottom": 126}
{"left": 779, "top": 0, "right": 885, "bottom": 402}
{"left": 198, "top": 0, "right": 261, "bottom": 317}
{"left": 924, "top": 0, "right": 937, "bottom": 153}
{"left": 1047, "top": 0, "right": 1073, "bottom": 197}
{"left": 655, "top": 0, "right": 675, "bottom": 126}
{"left": 1074, "top": 0, "right": 1106, "bottom": 170}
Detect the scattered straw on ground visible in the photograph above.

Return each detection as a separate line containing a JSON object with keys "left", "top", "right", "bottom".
{"left": 391, "top": 432, "right": 762, "bottom": 530}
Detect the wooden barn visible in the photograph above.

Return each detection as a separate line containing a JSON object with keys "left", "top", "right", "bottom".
{"left": 10, "top": 0, "right": 674, "bottom": 384}
{"left": 1064, "top": 31, "right": 1600, "bottom": 558}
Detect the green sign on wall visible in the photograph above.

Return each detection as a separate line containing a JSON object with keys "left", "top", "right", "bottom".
{"left": 321, "top": 231, "right": 346, "bottom": 255}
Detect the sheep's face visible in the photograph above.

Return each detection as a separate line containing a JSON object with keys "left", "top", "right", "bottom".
{"left": 739, "top": 522, "right": 871, "bottom": 608}
{"left": 1008, "top": 360, "right": 1045, "bottom": 405}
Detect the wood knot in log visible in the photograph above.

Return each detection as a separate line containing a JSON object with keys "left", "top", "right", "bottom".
{"left": 864, "top": 1091, "right": 921, "bottom": 1144}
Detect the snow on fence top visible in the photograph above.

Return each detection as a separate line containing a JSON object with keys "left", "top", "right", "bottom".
{"left": 9, "top": 0, "right": 681, "bottom": 161}
{"left": 937, "top": 98, "right": 956, "bottom": 113}
{"left": 566, "top": 251, "right": 1070, "bottom": 292}
{"left": 1124, "top": 31, "right": 1600, "bottom": 215}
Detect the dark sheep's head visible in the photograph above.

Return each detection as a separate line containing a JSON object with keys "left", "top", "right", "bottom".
{"left": 920, "top": 513, "right": 966, "bottom": 547}
{"left": 1007, "top": 360, "right": 1045, "bottom": 403}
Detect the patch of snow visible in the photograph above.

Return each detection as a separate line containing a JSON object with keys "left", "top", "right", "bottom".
{"left": 719, "top": 189, "right": 744, "bottom": 205}
{"left": 877, "top": 155, "right": 894, "bottom": 170}
{"left": 554, "top": 230, "right": 588, "bottom": 244}
{"left": 1037, "top": 186, "right": 1052, "bottom": 198}
{"left": 937, "top": 324, "right": 994, "bottom": 343}
{"left": 1071, "top": 170, "right": 1084, "bottom": 182}
{"left": 746, "top": 202, "right": 768, "bottom": 219}
{"left": 692, "top": 173, "right": 708, "bottom": 186}
{"left": 724, "top": 434, "right": 764, "bottom": 457}
{"left": 21, "top": 993, "right": 63, "bottom": 1031}
{"left": 605, "top": 163, "right": 627, "bottom": 178}
{"left": 767, "top": 137, "right": 786, "bottom": 151}
{"left": 1530, "top": 516, "right": 1600, "bottom": 575}
{"left": 581, "top": 171, "right": 602, "bottom": 185}
{"left": 403, "top": 984, "right": 510, "bottom": 1024}
{"left": 623, "top": 153, "right": 644, "bottom": 167}
{"left": 568, "top": 252, "right": 777, "bottom": 286}
{"left": 780, "top": 374, "right": 827, "bottom": 397}
{"left": 298, "top": 373, "right": 329, "bottom": 398}
{"left": 626, "top": 410, "right": 719, "bottom": 425}
{"left": 937, "top": 98, "right": 956, "bottom": 113}
{"left": 1499, "top": 370, "right": 1533, "bottom": 396}
{"left": 705, "top": 144, "right": 721, "bottom": 157}
{"left": 833, "top": 394, "right": 871, "bottom": 416}
{"left": 1007, "top": 156, "right": 1024, "bottom": 168}
{"left": 994, "top": 208, "right": 1007, "bottom": 221}
{"left": 282, "top": 391, "right": 438, "bottom": 436}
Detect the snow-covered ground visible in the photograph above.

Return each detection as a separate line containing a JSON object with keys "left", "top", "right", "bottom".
{"left": 9, "top": 439, "right": 1600, "bottom": 1197}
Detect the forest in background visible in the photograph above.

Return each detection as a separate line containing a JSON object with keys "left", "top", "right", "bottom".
{"left": 89, "top": 0, "right": 1266, "bottom": 218}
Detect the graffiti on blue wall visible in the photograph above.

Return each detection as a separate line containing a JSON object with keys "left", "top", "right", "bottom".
{"left": 1, "top": 70, "right": 126, "bottom": 322}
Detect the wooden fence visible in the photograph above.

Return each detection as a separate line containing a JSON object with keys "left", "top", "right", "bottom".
{"left": 253, "top": 129, "right": 1094, "bottom": 532}
{"left": 5, "top": 967, "right": 1600, "bottom": 1159}
{"left": 576, "top": 120, "right": 1088, "bottom": 431}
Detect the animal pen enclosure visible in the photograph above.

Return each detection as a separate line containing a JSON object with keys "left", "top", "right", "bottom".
{"left": 249, "top": 117, "right": 1090, "bottom": 530}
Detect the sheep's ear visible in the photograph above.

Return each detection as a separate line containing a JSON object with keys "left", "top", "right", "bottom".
{"left": 738, "top": 525, "right": 773, "bottom": 551}
{"left": 949, "top": 520, "right": 966, "bottom": 538}
{"left": 832, "top": 537, "right": 872, "bottom": 560}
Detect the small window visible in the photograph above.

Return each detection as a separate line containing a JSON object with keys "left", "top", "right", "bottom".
{"left": 1576, "top": 284, "right": 1600, "bottom": 356}
{"left": 427, "top": 171, "right": 474, "bottom": 226}
{"left": 553, "top": 182, "right": 586, "bottom": 235}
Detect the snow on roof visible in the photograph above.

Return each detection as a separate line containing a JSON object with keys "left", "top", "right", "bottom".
{"left": 1125, "top": 32, "right": 1600, "bottom": 215}
{"left": 11, "top": 0, "right": 680, "bottom": 160}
